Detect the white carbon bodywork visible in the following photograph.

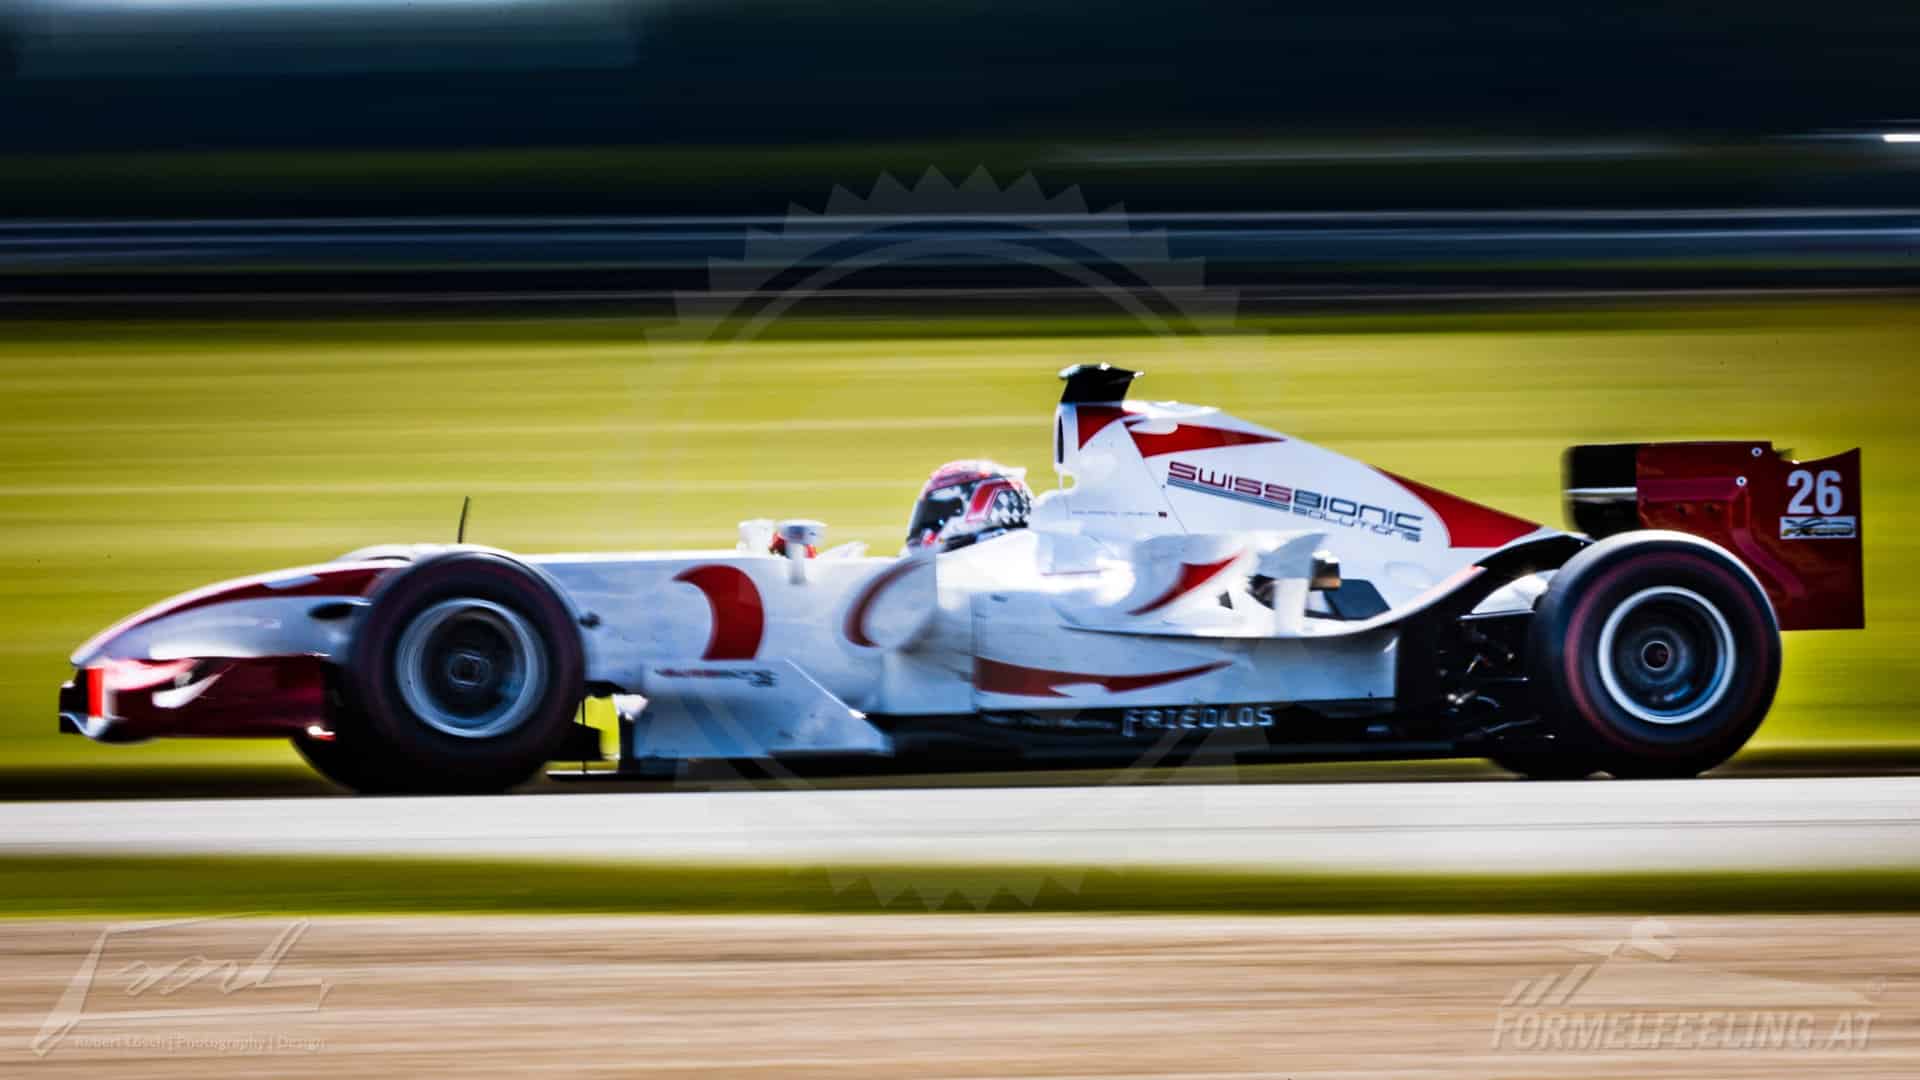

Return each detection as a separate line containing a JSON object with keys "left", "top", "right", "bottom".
{"left": 545, "top": 390, "right": 1556, "bottom": 754}
{"left": 77, "top": 595, "right": 354, "bottom": 665}
{"left": 71, "top": 378, "right": 1565, "bottom": 759}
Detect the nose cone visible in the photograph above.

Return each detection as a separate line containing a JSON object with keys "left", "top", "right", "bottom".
{"left": 69, "top": 560, "right": 395, "bottom": 666}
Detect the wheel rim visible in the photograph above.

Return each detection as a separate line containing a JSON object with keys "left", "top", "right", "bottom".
{"left": 1596, "top": 586, "right": 1736, "bottom": 725}
{"left": 394, "top": 599, "right": 547, "bottom": 739}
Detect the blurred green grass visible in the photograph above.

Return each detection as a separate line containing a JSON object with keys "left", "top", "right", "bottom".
{"left": 2, "top": 301, "right": 1915, "bottom": 774}
{"left": 6, "top": 854, "right": 1920, "bottom": 916}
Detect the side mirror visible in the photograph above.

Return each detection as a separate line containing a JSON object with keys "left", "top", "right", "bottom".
{"left": 778, "top": 519, "right": 827, "bottom": 582}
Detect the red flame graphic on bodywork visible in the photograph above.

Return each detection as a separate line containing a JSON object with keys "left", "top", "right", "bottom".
{"left": 843, "top": 558, "right": 925, "bottom": 648}
{"left": 672, "top": 565, "right": 765, "bottom": 659}
{"left": 1376, "top": 469, "right": 1540, "bottom": 549}
{"left": 1128, "top": 552, "right": 1242, "bottom": 615}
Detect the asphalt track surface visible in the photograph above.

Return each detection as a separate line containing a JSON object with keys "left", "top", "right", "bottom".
{"left": 5, "top": 775, "right": 1917, "bottom": 872}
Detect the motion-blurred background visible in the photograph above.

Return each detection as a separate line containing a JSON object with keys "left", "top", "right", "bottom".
{"left": 2, "top": 1, "right": 1916, "bottom": 784}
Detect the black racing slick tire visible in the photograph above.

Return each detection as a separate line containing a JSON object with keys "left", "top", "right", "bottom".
{"left": 292, "top": 673, "right": 417, "bottom": 794}
{"left": 293, "top": 726, "right": 416, "bottom": 795}
{"left": 323, "top": 550, "right": 585, "bottom": 795}
{"left": 1529, "top": 531, "right": 1781, "bottom": 780}
{"left": 1486, "top": 749, "right": 1598, "bottom": 781}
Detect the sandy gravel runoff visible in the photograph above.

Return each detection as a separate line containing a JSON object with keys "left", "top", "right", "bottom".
{"left": 2, "top": 914, "right": 1913, "bottom": 1078}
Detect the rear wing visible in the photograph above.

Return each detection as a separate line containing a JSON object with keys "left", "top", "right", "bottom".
{"left": 1564, "top": 442, "right": 1863, "bottom": 630}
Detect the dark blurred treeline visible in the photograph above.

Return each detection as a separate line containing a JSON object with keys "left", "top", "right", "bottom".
{"left": 1, "top": 2, "right": 1918, "bottom": 216}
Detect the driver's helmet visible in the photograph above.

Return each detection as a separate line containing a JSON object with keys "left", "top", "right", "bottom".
{"left": 905, "top": 460, "right": 1033, "bottom": 552}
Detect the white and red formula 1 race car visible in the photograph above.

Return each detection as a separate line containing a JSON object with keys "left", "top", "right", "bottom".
{"left": 59, "top": 365, "right": 1864, "bottom": 792}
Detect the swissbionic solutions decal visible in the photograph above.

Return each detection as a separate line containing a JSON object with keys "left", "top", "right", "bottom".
{"left": 1166, "top": 459, "right": 1425, "bottom": 543}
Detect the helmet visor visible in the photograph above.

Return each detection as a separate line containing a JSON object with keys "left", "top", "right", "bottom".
{"left": 905, "top": 483, "right": 971, "bottom": 547}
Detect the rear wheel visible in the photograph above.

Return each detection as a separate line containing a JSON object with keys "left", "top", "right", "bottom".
{"left": 1530, "top": 532, "right": 1780, "bottom": 779}
{"left": 315, "top": 551, "right": 584, "bottom": 794}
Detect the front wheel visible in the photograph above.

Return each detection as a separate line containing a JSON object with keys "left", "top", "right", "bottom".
{"left": 1530, "top": 532, "right": 1781, "bottom": 779}
{"left": 323, "top": 551, "right": 585, "bottom": 794}
{"left": 294, "top": 726, "right": 415, "bottom": 794}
